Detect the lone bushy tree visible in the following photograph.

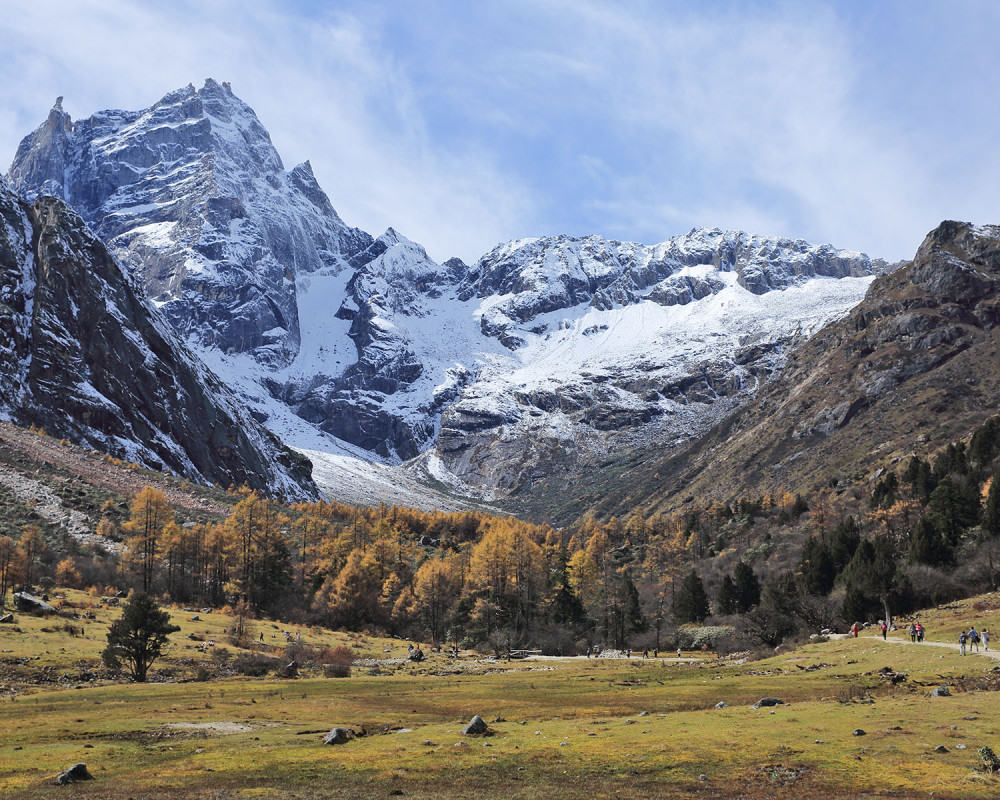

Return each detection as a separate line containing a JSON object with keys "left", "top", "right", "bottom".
{"left": 102, "top": 592, "right": 179, "bottom": 682}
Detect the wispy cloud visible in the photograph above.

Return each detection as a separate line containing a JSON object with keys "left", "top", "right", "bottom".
{"left": 1, "top": 1, "right": 998, "bottom": 263}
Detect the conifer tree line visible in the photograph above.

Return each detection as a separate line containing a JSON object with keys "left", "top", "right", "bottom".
{"left": 3, "top": 414, "right": 1000, "bottom": 652}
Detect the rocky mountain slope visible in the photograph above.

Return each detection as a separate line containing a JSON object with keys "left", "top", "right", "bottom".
{"left": 7, "top": 81, "right": 889, "bottom": 509}
{"left": 0, "top": 177, "right": 314, "bottom": 499}
{"left": 7, "top": 81, "right": 372, "bottom": 365}
{"left": 570, "top": 220, "right": 1000, "bottom": 521}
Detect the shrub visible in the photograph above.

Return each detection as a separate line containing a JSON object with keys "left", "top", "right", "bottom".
{"left": 232, "top": 653, "right": 279, "bottom": 676}
{"left": 324, "top": 663, "right": 351, "bottom": 678}
{"left": 675, "top": 625, "right": 736, "bottom": 651}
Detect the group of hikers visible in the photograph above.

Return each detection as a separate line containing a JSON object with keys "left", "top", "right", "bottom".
{"left": 848, "top": 618, "right": 993, "bottom": 656}
{"left": 958, "top": 626, "right": 990, "bottom": 655}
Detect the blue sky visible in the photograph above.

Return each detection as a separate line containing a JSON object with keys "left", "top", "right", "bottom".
{"left": 1, "top": 0, "right": 998, "bottom": 264}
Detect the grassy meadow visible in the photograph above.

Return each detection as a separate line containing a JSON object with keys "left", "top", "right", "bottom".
{"left": 3, "top": 590, "right": 1000, "bottom": 798}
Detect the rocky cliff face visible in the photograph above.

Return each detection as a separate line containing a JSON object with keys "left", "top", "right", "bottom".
{"left": 7, "top": 81, "right": 372, "bottom": 365}
{"left": 0, "top": 178, "right": 315, "bottom": 499}
{"left": 582, "top": 220, "right": 1000, "bottom": 520}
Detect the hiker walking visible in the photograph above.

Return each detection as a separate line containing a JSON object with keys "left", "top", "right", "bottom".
{"left": 969, "top": 627, "right": 981, "bottom": 652}
{"left": 983, "top": 628, "right": 991, "bottom": 651}
{"left": 916, "top": 623, "right": 924, "bottom": 642}
{"left": 880, "top": 621, "right": 887, "bottom": 640}
{"left": 909, "top": 624, "right": 917, "bottom": 643}
{"left": 959, "top": 631, "right": 968, "bottom": 655}
{"left": 851, "top": 622, "right": 859, "bottom": 638}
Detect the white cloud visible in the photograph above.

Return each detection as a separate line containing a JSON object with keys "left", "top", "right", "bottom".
{"left": 1, "top": 0, "right": 999, "bottom": 264}
{"left": 0, "top": 0, "right": 534, "bottom": 263}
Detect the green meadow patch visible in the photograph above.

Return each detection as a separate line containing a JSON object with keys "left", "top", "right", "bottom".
{"left": 5, "top": 593, "right": 1000, "bottom": 798}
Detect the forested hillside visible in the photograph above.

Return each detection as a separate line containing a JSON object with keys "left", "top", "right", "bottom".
{"left": 5, "top": 409, "right": 1000, "bottom": 655}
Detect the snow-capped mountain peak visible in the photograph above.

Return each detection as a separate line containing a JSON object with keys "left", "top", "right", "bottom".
{"left": 8, "top": 82, "right": 889, "bottom": 507}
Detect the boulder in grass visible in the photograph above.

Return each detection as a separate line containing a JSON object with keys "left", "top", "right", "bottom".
{"left": 751, "top": 697, "right": 784, "bottom": 709}
{"left": 462, "top": 715, "right": 489, "bottom": 735}
{"left": 0, "top": 613, "right": 14, "bottom": 624}
{"left": 323, "top": 727, "right": 355, "bottom": 745}
{"left": 13, "top": 592, "right": 56, "bottom": 614}
{"left": 931, "top": 685, "right": 951, "bottom": 697}
{"left": 283, "top": 660, "right": 299, "bottom": 678}
{"left": 57, "top": 763, "right": 94, "bottom": 784}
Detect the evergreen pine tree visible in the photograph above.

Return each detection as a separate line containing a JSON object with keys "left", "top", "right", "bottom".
{"left": 828, "top": 516, "right": 861, "bottom": 572}
{"left": 102, "top": 592, "right": 180, "bottom": 682}
{"left": 732, "top": 561, "right": 761, "bottom": 613}
{"left": 673, "top": 569, "right": 710, "bottom": 623}
{"left": 716, "top": 574, "right": 738, "bottom": 615}
{"left": 908, "top": 516, "right": 953, "bottom": 566}
{"left": 799, "top": 536, "right": 836, "bottom": 596}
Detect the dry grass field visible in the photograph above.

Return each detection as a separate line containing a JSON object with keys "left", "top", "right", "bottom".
{"left": 4, "top": 590, "right": 1000, "bottom": 799}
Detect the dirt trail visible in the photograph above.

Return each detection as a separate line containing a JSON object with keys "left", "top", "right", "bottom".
{"left": 881, "top": 636, "right": 1000, "bottom": 659}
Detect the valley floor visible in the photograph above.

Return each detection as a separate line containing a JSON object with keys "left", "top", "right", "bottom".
{"left": 4, "top": 595, "right": 1000, "bottom": 799}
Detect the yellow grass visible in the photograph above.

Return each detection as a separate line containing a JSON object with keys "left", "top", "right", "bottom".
{"left": 4, "top": 590, "right": 1000, "bottom": 798}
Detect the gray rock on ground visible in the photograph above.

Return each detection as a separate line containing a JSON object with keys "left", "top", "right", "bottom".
{"left": 462, "top": 715, "right": 489, "bottom": 735}
{"left": 323, "top": 727, "right": 355, "bottom": 745}
{"left": 931, "top": 685, "right": 951, "bottom": 697}
{"left": 751, "top": 697, "right": 784, "bottom": 709}
{"left": 57, "top": 763, "right": 94, "bottom": 784}
{"left": 13, "top": 592, "right": 57, "bottom": 614}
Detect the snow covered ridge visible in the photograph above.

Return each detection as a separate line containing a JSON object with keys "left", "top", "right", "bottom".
{"left": 7, "top": 79, "right": 372, "bottom": 366}
{"left": 7, "top": 81, "right": 888, "bottom": 507}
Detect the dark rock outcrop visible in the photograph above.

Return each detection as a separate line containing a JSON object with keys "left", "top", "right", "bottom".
{"left": 0, "top": 179, "right": 314, "bottom": 498}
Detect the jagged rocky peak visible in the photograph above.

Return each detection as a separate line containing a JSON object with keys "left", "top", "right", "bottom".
{"left": 7, "top": 80, "right": 373, "bottom": 365}
{"left": 458, "top": 228, "right": 886, "bottom": 349}
{"left": 0, "top": 183, "right": 315, "bottom": 499}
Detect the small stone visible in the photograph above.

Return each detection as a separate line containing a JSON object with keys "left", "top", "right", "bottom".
{"left": 956, "top": 744, "right": 966, "bottom": 750}
{"left": 715, "top": 701, "right": 727, "bottom": 709}
{"left": 853, "top": 729, "right": 867, "bottom": 737}
{"left": 699, "top": 774, "right": 708, "bottom": 781}
{"left": 933, "top": 745, "right": 949, "bottom": 754}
